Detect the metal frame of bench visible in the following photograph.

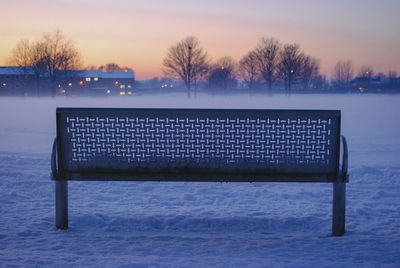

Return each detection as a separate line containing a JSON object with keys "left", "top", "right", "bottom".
{"left": 51, "top": 108, "right": 348, "bottom": 236}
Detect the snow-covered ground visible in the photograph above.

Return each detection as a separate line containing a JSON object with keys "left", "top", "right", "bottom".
{"left": 0, "top": 94, "right": 399, "bottom": 267}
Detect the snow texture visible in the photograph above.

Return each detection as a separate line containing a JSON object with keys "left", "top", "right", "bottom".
{"left": 0, "top": 94, "right": 399, "bottom": 267}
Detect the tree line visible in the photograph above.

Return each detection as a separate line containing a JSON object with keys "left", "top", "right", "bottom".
{"left": 6, "top": 30, "right": 399, "bottom": 96}
{"left": 163, "top": 36, "right": 399, "bottom": 96}
{"left": 7, "top": 29, "right": 82, "bottom": 96}
{"left": 162, "top": 36, "right": 322, "bottom": 96}
{"left": 6, "top": 29, "right": 132, "bottom": 96}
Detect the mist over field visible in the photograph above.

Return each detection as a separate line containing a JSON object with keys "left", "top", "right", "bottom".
{"left": 1, "top": 93, "right": 399, "bottom": 165}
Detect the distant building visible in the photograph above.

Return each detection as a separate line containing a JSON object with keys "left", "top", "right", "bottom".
{"left": 57, "top": 70, "right": 135, "bottom": 96}
{"left": 350, "top": 75, "right": 400, "bottom": 93}
{"left": 0, "top": 66, "right": 135, "bottom": 96}
{"left": 0, "top": 66, "right": 36, "bottom": 96}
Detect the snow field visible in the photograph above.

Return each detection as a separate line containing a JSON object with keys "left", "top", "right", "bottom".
{"left": 0, "top": 94, "right": 399, "bottom": 267}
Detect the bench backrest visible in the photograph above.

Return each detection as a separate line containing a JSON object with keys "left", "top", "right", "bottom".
{"left": 56, "top": 108, "right": 341, "bottom": 181}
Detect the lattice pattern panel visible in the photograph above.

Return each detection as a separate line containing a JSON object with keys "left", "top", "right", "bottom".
{"left": 58, "top": 109, "right": 339, "bottom": 174}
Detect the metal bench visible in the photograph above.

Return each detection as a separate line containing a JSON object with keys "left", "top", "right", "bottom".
{"left": 51, "top": 108, "right": 348, "bottom": 236}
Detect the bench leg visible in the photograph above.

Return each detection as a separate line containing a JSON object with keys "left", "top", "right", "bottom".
{"left": 332, "top": 182, "right": 346, "bottom": 236}
{"left": 55, "top": 180, "right": 68, "bottom": 230}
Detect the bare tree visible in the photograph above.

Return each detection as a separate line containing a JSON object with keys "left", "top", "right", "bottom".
{"left": 299, "top": 56, "right": 319, "bottom": 90}
{"left": 7, "top": 39, "right": 32, "bottom": 71}
{"left": 30, "top": 40, "right": 48, "bottom": 77}
{"left": 7, "top": 39, "right": 48, "bottom": 78}
{"left": 208, "top": 56, "right": 237, "bottom": 92}
{"left": 6, "top": 39, "right": 38, "bottom": 92}
{"left": 312, "top": 74, "right": 328, "bottom": 90}
{"left": 278, "top": 43, "right": 304, "bottom": 95}
{"left": 254, "top": 38, "right": 281, "bottom": 92}
{"left": 98, "top": 63, "right": 133, "bottom": 72}
{"left": 333, "top": 60, "right": 354, "bottom": 87}
{"left": 342, "top": 61, "right": 353, "bottom": 84}
{"left": 6, "top": 39, "right": 36, "bottom": 93}
{"left": 388, "top": 70, "right": 397, "bottom": 85}
{"left": 190, "top": 61, "right": 209, "bottom": 97}
{"left": 41, "top": 29, "right": 82, "bottom": 95}
{"left": 358, "top": 66, "right": 374, "bottom": 79}
{"left": 239, "top": 51, "right": 258, "bottom": 89}
{"left": 163, "top": 36, "right": 209, "bottom": 98}
{"left": 86, "top": 65, "right": 98, "bottom": 70}
{"left": 388, "top": 70, "right": 397, "bottom": 78}
{"left": 8, "top": 29, "right": 82, "bottom": 96}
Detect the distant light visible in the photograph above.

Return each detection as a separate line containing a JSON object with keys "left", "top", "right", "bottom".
{"left": 124, "top": 69, "right": 127, "bottom": 72}
{"left": 85, "top": 77, "right": 91, "bottom": 82}
{"left": 68, "top": 82, "right": 72, "bottom": 86}
{"left": 106, "top": 89, "right": 111, "bottom": 94}
{"left": 291, "top": 70, "right": 294, "bottom": 73}
{"left": 94, "top": 77, "right": 98, "bottom": 81}
{"left": 58, "top": 84, "right": 61, "bottom": 88}
{"left": 164, "top": 84, "right": 167, "bottom": 87}
{"left": 366, "top": 71, "right": 369, "bottom": 75}
{"left": 2, "top": 83, "right": 6, "bottom": 87}
{"left": 59, "top": 89, "right": 66, "bottom": 94}
{"left": 114, "top": 81, "right": 119, "bottom": 85}
{"left": 127, "top": 85, "right": 131, "bottom": 88}
{"left": 221, "top": 66, "right": 225, "bottom": 70}
{"left": 79, "top": 81, "right": 84, "bottom": 85}
{"left": 359, "top": 87, "right": 365, "bottom": 93}
{"left": 120, "top": 91, "right": 125, "bottom": 95}
{"left": 120, "top": 85, "right": 125, "bottom": 89}
{"left": 127, "top": 91, "right": 132, "bottom": 95}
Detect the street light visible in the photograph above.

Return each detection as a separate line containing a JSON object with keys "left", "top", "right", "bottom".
{"left": 187, "top": 46, "right": 192, "bottom": 97}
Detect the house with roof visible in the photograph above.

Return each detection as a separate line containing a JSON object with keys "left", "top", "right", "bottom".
{"left": 57, "top": 70, "right": 135, "bottom": 96}
{"left": 0, "top": 66, "right": 135, "bottom": 96}
{"left": 0, "top": 66, "right": 37, "bottom": 96}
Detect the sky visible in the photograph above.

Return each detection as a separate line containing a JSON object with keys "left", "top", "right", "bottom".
{"left": 0, "top": 0, "right": 399, "bottom": 80}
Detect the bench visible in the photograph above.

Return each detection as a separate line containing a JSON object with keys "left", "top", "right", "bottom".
{"left": 51, "top": 108, "right": 348, "bottom": 236}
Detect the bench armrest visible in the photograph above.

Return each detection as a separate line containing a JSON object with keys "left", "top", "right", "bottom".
{"left": 340, "top": 135, "right": 349, "bottom": 182}
{"left": 51, "top": 137, "right": 58, "bottom": 180}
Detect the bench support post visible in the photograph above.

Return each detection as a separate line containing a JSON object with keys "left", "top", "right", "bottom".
{"left": 55, "top": 180, "right": 68, "bottom": 230}
{"left": 332, "top": 181, "right": 346, "bottom": 236}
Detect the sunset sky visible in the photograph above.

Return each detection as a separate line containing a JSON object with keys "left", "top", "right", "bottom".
{"left": 1, "top": 0, "right": 399, "bottom": 80}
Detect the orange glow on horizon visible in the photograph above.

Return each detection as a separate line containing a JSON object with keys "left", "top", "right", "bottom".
{"left": 0, "top": 1, "right": 399, "bottom": 80}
